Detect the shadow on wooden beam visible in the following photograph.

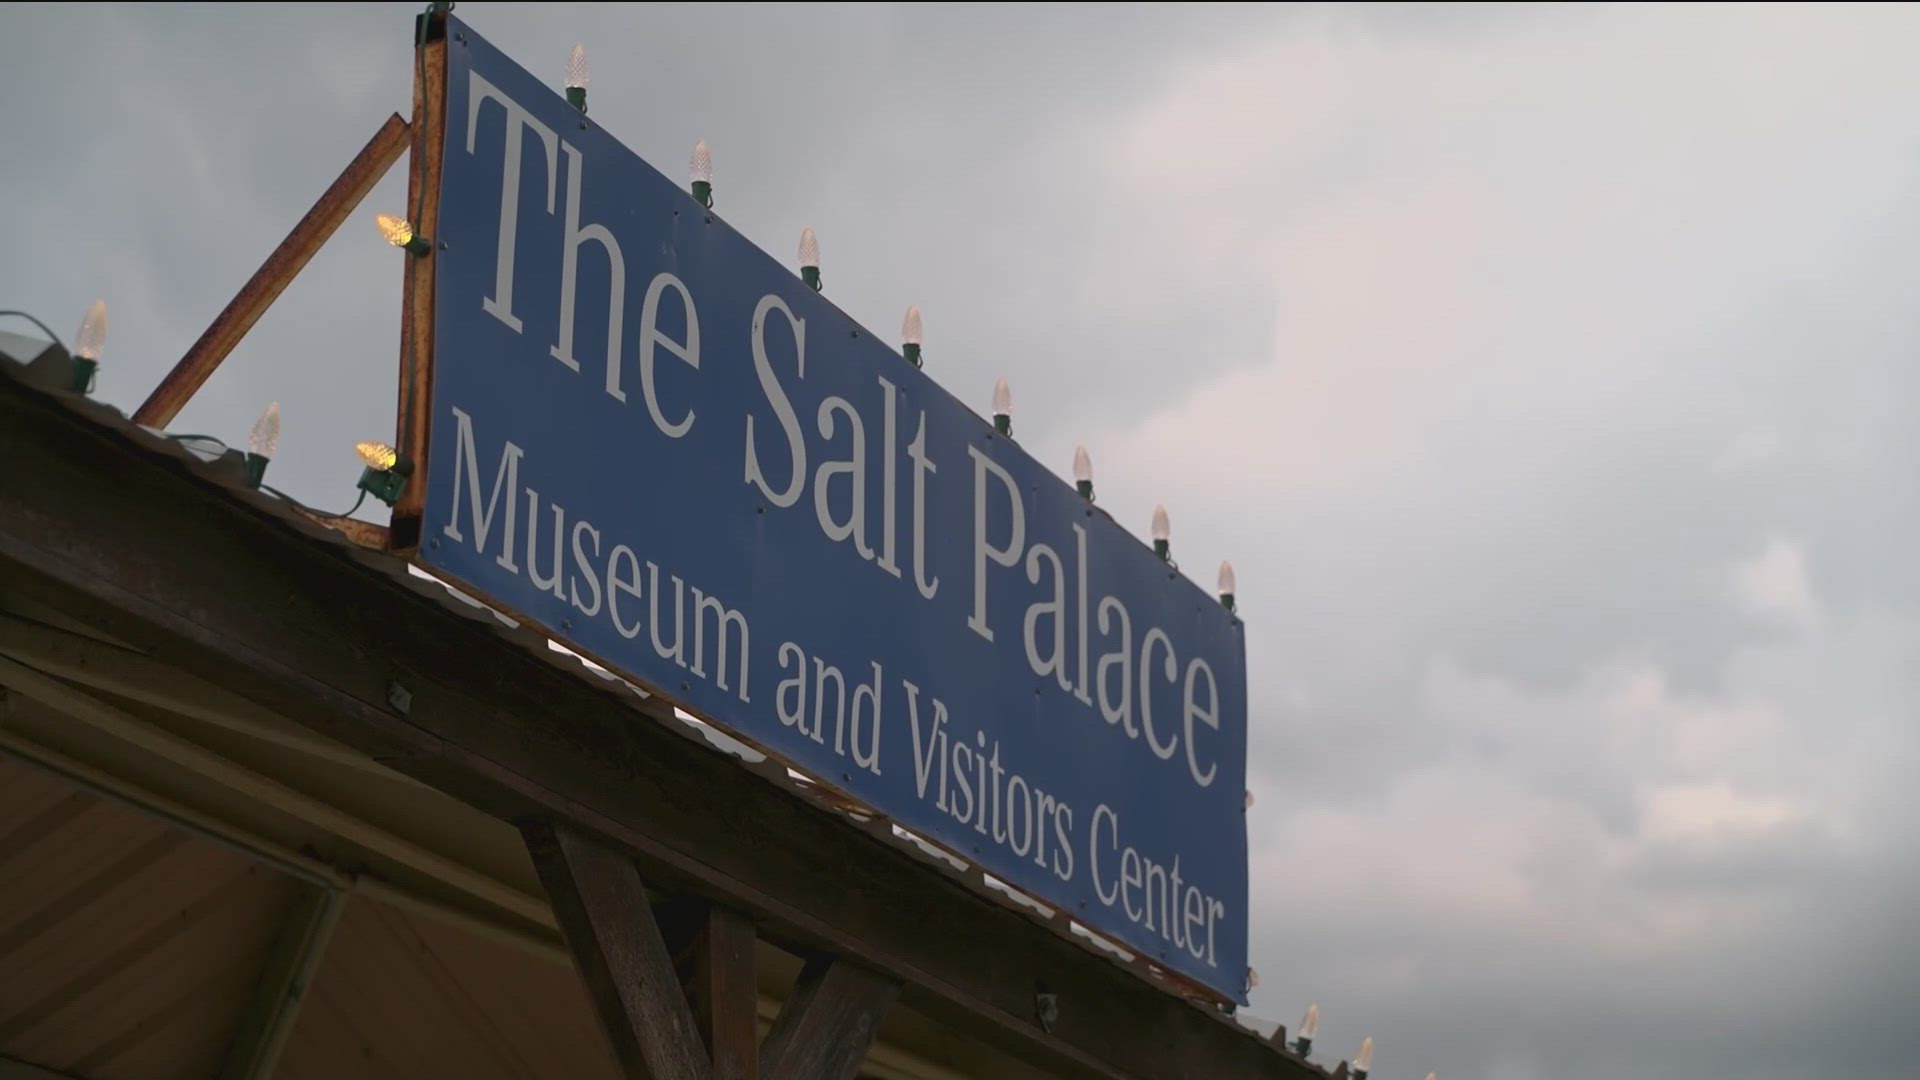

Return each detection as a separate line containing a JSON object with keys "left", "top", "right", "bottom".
{"left": 522, "top": 821, "right": 711, "bottom": 1080}
{"left": 760, "top": 956, "right": 900, "bottom": 1080}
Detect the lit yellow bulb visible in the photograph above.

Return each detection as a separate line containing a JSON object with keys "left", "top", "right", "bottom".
{"left": 1355, "top": 1037, "right": 1374, "bottom": 1072}
{"left": 375, "top": 213, "right": 415, "bottom": 248}
{"left": 356, "top": 441, "right": 399, "bottom": 471}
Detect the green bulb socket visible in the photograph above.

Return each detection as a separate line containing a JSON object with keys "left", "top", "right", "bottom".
{"left": 243, "top": 452, "right": 269, "bottom": 489}
{"left": 691, "top": 180, "right": 712, "bottom": 208}
{"left": 357, "top": 454, "right": 415, "bottom": 507}
{"left": 801, "top": 266, "right": 821, "bottom": 291}
{"left": 1076, "top": 479, "right": 1093, "bottom": 500}
{"left": 903, "top": 343, "right": 922, "bottom": 368}
{"left": 1153, "top": 538, "right": 1170, "bottom": 561}
{"left": 993, "top": 413, "right": 1011, "bottom": 437}
{"left": 70, "top": 356, "right": 97, "bottom": 394}
{"left": 565, "top": 86, "right": 587, "bottom": 113}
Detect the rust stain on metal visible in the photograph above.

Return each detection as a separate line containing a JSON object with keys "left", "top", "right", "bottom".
{"left": 287, "top": 503, "right": 391, "bottom": 551}
{"left": 132, "top": 113, "right": 412, "bottom": 430}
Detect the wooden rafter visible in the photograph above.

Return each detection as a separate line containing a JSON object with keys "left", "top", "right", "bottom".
{"left": 216, "top": 885, "right": 346, "bottom": 1080}
{"left": 760, "top": 956, "right": 901, "bottom": 1080}
{"left": 523, "top": 822, "right": 711, "bottom": 1080}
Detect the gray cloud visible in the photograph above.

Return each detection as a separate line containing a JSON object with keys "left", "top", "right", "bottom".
{"left": 5, "top": 4, "right": 1919, "bottom": 1078}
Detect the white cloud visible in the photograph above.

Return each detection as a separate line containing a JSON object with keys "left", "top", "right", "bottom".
{"left": 1732, "top": 538, "right": 1821, "bottom": 629}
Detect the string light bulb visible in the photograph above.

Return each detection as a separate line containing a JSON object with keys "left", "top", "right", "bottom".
{"left": 991, "top": 377, "right": 1012, "bottom": 436}
{"left": 798, "top": 227, "right": 821, "bottom": 291}
{"left": 565, "top": 44, "right": 589, "bottom": 112}
{"left": 1218, "top": 559, "right": 1236, "bottom": 611}
{"left": 1294, "top": 1004, "right": 1319, "bottom": 1058}
{"left": 1073, "top": 445, "right": 1094, "bottom": 500}
{"left": 244, "top": 401, "right": 279, "bottom": 488}
{"left": 375, "top": 213, "right": 431, "bottom": 256}
{"left": 1151, "top": 505, "right": 1171, "bottom": 560}
{"left": 70, "top": 298, "right": 106, "bottom": 392}
{"left": 1353, "top": 1037, "right": 1375, "bottom": 1080}
{"left": 902, "top": 305, "right": 923, "bottom": 367}
{"left": 690, "top": 140, "right": 713, "bottom": 207}
{"left": 1426, "top": 1073, "right": 1438, "bottom": 1080}
{"left": 354, "top": 440, "right": 414, "bottom": 506}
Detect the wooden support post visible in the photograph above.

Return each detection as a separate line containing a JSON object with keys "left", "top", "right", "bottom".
{"left": 689, "top": 907, "right": 759, "bottom": 1080}
{"left": 760, "top": 956, "right": 900, "bottom": 1080}
{"left": 217, "top": 885, "right": 346, "bottom": 1080}
{"left": 523, "top": 821, "right": 711, "bottom": 1080}
{"left": 131, "top": 113, "right": 410, "bottom": 429}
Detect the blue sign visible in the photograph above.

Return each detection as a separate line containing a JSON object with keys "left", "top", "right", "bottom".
{"left": 422, "top": 16, "right": 1248, "bottom": 1000}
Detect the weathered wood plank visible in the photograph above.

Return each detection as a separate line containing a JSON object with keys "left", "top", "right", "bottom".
{"left": 760, "top": 957, "right": 899, "bottom": 1080}
{"left": 0, "top": 372, "right": 1317, "bottom": 1080}
{"left": 523, "top": 821, "right": 710, "bottom": 1080}
{"left": 691, "top": 906, "right": 759, "bottom": 1080}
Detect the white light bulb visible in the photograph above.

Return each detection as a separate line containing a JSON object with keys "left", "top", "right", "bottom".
{"left": 902, "top": 305, "right": 923, "bottom": 346}
{"left": 1355, "top": 1037, "right": 1374, "bottom": 1072}
{"left": 1073, "top": 445, "right": 1092, "bottom": 484}
{"left": 690, "top": 140, "right": 712, "bottom": 184}
{"left": 1218, "top": 560, "right": 1236, "bottom": 597}
{"left": 798, "top": 227, "right": 819, "bottom": 269}
{"left": 249, "top": 401, "right": 281, "bottom": 458}
{"left": 75, "top": 299, "right": 107, "bottom": 361}
{"left": 1151, "top": 505, "right": 1170, "bottom": 543}
{"left": 1426, "top": 1073, "right": 1438, "bottom": 1080}
{"left": 1298, "top": 1005, "right": 1320, "bottom": 1040}
{"left": 992, "top": 377, "right": 1012, "bottom": 417}
{"left": 565, "top": 44, "right": 589, "bottom": 89}
{"left": 1246, "top": 966, "right": 1260, "bottom": 990}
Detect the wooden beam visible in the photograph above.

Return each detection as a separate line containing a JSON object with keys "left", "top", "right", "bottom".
{"left": 131, "top": 113, "right": 410, "bottom": 429}
{"left": 389, "top": 12, "right": 449, "bottom": 549}
{"left": 0, "top": 371, "right": 1319, "bottom": 1080}
{"left": 689, "top": 907, "right": 760, "bottom": 1080}
{"left": 0, "top": 610, "right": 426, "bottom": 785}
{"left": 760, "top": 957, "right": 900, "bottom": 1080}
{"left": 217, "top": 885, "right": 346, "bottom": 1080}
{"left": 0, "top": 653, "right": 552, "bottom": 933}
{"left": 0, "top": 1054, "right": 83, "bottom": 1080}
{"left": 523, "top": 821, "right": 711, "bottom": 1080}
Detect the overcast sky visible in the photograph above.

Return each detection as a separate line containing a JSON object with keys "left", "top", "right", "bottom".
{"left": 5, "top": 3, "right": 1919, "bottom": 1078}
